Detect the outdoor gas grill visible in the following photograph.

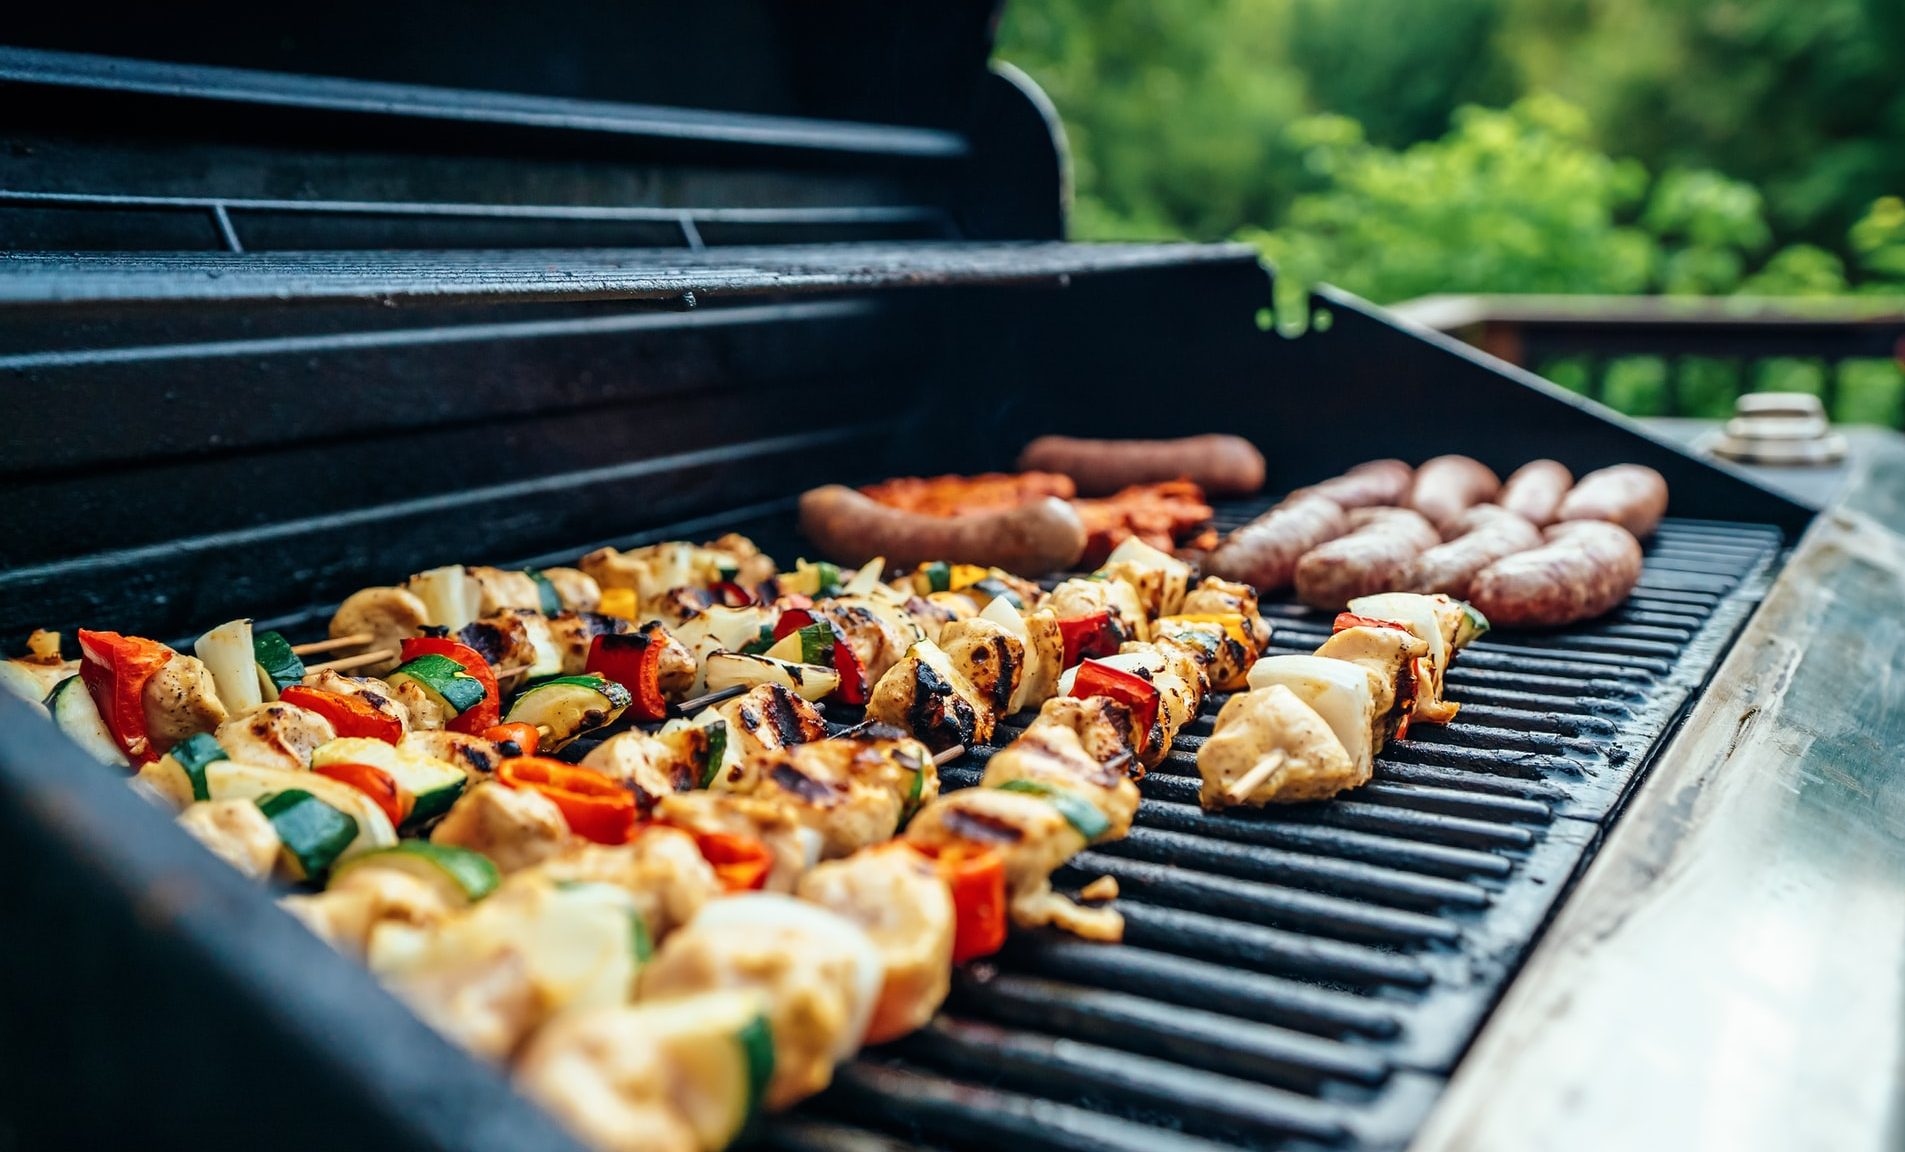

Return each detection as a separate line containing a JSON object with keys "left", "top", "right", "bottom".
{"left": 4, "top": 5, "right": 1904, "bottom": 1152}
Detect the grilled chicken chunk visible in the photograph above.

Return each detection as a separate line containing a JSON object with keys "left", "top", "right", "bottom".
{"left": 581, "top": 728, "right": 708, "bottom": 815}
{"left": 1184, "top": 576, "right": 1275, "bottom": 652}
{"left": 981, "top": 722, "right": 1140, "bottom": 841}
{"left": 177, "top": 799, "right": 280, "bottom": 881}
{"left": 797, "top": 843, "right": 954, "bottom": 1044}
{"left": 639, "top": 894, "right": 882, "bottom": 1111}
{"left": 743, "top": 735, "right": 937, "bottom": 859}
{"left": 809, "top": 597, "right": 918, "bottom": 685}
{"left": 458, "top": 612, "right": 544, "bottom": 689}
{"left": 655, "top": 791, "right": 823, "bottom": 892}
{"left": 905, "top": 787, "right": 1118, "bottom": 940}
{"left": 4, "top": 629, "right": 77, "bottom": 699}
{"left": 389, "top": 678, "right": 449, "bottom": 732}
{"left": 142, "top": 653, "right": 229, "bottom": 752}
{"left": 706, "top": 684, "right": 829, "bottom": 781}
{"left": 282, "top": 867, "right": 457, "bottom": 960}
{"left": 1045, "top": 575, "right": 1148, "bottom": 646}
{"left": 400, "top": 730, "right": 504, "bottom": 780}
{"left": 516, "top": 828, "right": 720, "bottom": 941}
{"left": 1198, "top": 684, "right": 1360, "bottom": 806}
{"left": 1098, "top": 537, "right": 1193, "bottom": 620}
{"left": 865, "top": 641, "right": 992, "bottom": 753}
{"left": 900, "top": 594, "right": 966, "bottom": 644}
{"left": 936, "top": 617, "right": 1025, "bottom": 721}
{"left": 328, "top": 586, "right": 430, "bottom": 676}
{"left": 539, "top": 566, "right": 603, "bottom": 614}
{"left": 1313, "top": 624, "right": 1428, "bottom": 741}
{"left": 516, "top": 1010, "right": 702, "bottom": 1152}
{"left": 214, "top": 702, "right": 336, "bottom": 773}
{"left": 1024, "top": 693, "right": 1141, "bottom": 766}
{"left": 1013, "top": 607, "right": 1067, "bottom": 712}
{"left": 430, "top": 780, "right": 571, "bottom": 873}
{"left": 467, "top": 567, "right": 544, "bottom": 616}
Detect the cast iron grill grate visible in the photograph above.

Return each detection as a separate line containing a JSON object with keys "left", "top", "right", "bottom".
{"left": 710, "top": 496, "right": 1781, "bottom": 1152}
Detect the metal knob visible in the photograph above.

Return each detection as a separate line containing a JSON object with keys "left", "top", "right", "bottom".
{"left": 1705, "top": 391, "right": 1847, "bottom": 465}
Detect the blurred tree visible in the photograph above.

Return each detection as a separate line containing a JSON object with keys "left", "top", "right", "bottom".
{"left": 1499, "top": 0, "right": 1905, "bottom": 242}
{"left": 1288, "top": 0, "right": 1516, "bottom": 147}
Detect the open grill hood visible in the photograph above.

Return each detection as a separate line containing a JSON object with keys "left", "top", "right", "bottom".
{"left": 6, "top": 5, "right": 1883, "bottom": 1152}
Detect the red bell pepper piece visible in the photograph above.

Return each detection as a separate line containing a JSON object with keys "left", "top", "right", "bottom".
{"left": 313, "top": 761, "right": 415, "bottom": 828}
{"left": 1332, "top": 612, "right": 1413, "bottom": 635}
{"left": 280, "top": 685, "right": 405, "bottom": 745}
{"left": 1056, "top": 610, "right": 1120, "bottom": 667}
{"left": 689, "top": 830, "right": 774, "bottom": 892}
{"left": 710, "top": 580, "right": 755, "bottom": 608}
{"left": 911, "top": 842, "right": 1008, "bottom": 964}
{"left": 771, "top": 607, "right": 819, "bottom": 641}
{"left": 399, "top": 637, "right": 500, "bottom": 735}
{"left": 585, "top": 626, "right": 671, "bottom": 723}
{"left": 771, "top": 609, "right": 865, "bottom": 705}
{"left": 496, "top": 756, "right": 636, "bottom": 844}
{"left": 76, "top": 629, "right": 175, "bottom": 765}
{"left": 481, "top": 721, "right": 541, "bottom": 757}
{"left": 1069, "top": 659, "right": 1161, "bottom": 739}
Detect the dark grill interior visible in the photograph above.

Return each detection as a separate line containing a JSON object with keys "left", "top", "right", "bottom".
{"left": 542, "top": 497, "right": 1781, "bottom": 1152}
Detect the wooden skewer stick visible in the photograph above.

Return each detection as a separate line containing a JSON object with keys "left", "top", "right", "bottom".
{"left": 304, "top": 648, "right": 398, "bottom": 675}
{"left": 1224, "top": 750, "right": 1288, "bottom": 804}
{"left": 493, "top": 664, "right": 531, "bottom": 680}
{"left": 933, "top": 744, "right": 966, "bottom": 767}
{"left": 671, "top": 684, "right": 746, "bottom": 716}
{"left": 290, "top": 632, "right": 373, "bottom": 656}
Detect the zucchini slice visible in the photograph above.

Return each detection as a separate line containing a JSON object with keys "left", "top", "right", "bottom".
{"left": 503, "top": 674, "right": 632, "bottom": 752}
{"left": 259, "top": 790, "right": 359, "bottom": 882}
{"left": 523, "top": 569, "right": 564, "bottom": 616}
{"left": 702, "top": 653, "right": 838, "bottom": 703}
{"left": 330, "top": 840, "right": 499, "bottom": 904}
{"left": 134, "top": 731, "right": 228, "bottom": 810}
{"left": 195, "top": 619, "right": 264, "bottom": 715}
{"left": 251, "top": 630, "right": 306, "bottom": 702}
{"left": 46, "top": 675, "right": 128, "bottom": 767}
{"left": 995, "top": 778, "right": 1113, "bottom": 841}
{"left": 386, "top": 653, "right": 486, "bottom": 717}
{"left": 311, "top": 737, "right": 467, "bottom": 831}
{"left": 763, "top": 622, "right": 835, "bottom": 668}
{"left": 204, "top": 761, "right": 397, "bottom": 859}
{"left": 622, "top": 989, "right": 775, "bottom": 1151}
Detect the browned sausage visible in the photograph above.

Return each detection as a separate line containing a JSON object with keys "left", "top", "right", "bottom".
{"left": 1497, "top": 460, "right": 1572, "bottom": 527}
{"left": 1205, "top": 496, "right": 1349, "bottom": 592}
{"left": 1287, "top": 459, "right": 1414, "bottom": 510}
{"left": 1016, "top": 434, "right": 1266, "bottom": 497}
{"left": 1556, "top": 464, "right": 1669, "bottom": 538}
{"left": 1468, "top": 521, "right": 1643, "bottom": 628}
{"left": 1293, "top": 507, "right": 1441, "bottom": 611}
{"left": 1408, "top": 455, "right": 1502, "bottom": 536}
{"left": 1402, "top": 505, "right": 1542, "bottom": 597}
{"left": 798, "top": 485, "right": 1086, "bottom": 574}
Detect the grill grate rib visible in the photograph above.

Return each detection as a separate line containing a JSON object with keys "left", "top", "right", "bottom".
{"left": 562, "top": 497, "right": 1779, "bottom": 1152}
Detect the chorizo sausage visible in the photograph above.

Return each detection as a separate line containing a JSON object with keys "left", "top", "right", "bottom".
{"left": 1468, "top": 521, "right": 1643, "bottom": 628}
{"left": 1016, "top": 434, "right": 1266, "bottom": 497}
{"left": 1205, "top": 496, "right": 1349, "bottom": 593}
{"left": 1287, "top": 459, "right": 1414, "bottom": 510}
{"left": 1402, "top": 505, "right": 1542, "bottom": 597}
{"left": 1292, "top": 507, "right": 1441, "bottom": 611}
{"left": 1497, "top": 460, "right": 1572, "bottom": 527}
{"left": 798, "top": 485, "right": 1086, "bottom": 575}
{"left": 1556, "top": 464, "right": 1669, "bottom": 539}
{"left": 1408, "top": 455, "right": 1502, "bottom": 536}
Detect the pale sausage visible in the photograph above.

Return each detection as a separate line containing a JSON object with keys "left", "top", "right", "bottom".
{"left": 1293, "top": 507, "right": 1441, "bottom": 611}
{"left": 1468, "top": 521, "right": 1643, "bottom": 628}
{"left": 798, "top": 486, "right": 1086, "bottom": 574}
{"left": 1205, "top": 496, "right": 1349, "bottom": 592}
{"left": 1017, "top": 435, "right": 1266, "bottom": 497}
{"left": 1408, "top": 455, "right": 1502, "bottom": 536}
{"left": 1497, "top": 460, "right": 1572, "bottom": 527}
{"left": 1287, "top": 459, "right": 1414, "bottom": 510}
{"left": 1556, "top": 465, "right": 1668, "bottom": 538}
{"left": 1402, "top": 505, "right": 1542, "bottom": 597}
